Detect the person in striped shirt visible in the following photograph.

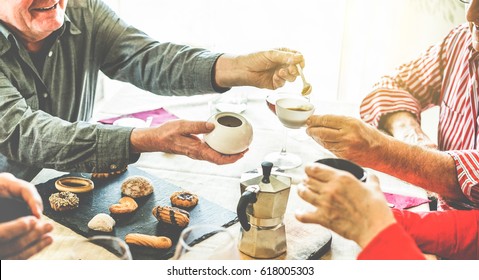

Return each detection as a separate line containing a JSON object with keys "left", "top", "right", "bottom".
{"left": 306, "top": 0, "right": 479, "bottom": 210}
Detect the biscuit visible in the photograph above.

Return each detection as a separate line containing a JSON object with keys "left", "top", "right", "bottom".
{"left": 170, "top": 191, "right": 199, "bottom": 209}
{"left": 91, "top": 167, "right": 127, "bottom": 179}
{"left": 125, "top": 233, "right": 172, "bottom": 249}
{"left": 55, "top": 177, "right": 94, "bottom": 193}
{"left": 109, "top": 197, "right": 138, "bottom": 214}
{"left": 152, "top": 205, "right": 190, "bottom": 227}
{"left": 87, "top": 213, "right": 116, "bottom": 232}
{"left": 121, "top": 176, "right": 154, "bottom": 198}
{"left": 49, "top": 191, "right": 79, "bottom": 212}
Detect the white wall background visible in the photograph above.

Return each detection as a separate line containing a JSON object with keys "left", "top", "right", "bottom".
{"left": 101, "top": 0, "right": 464, "bottom": 100}
{"left": 100, "top": 0, "right": 466, "bottom": 139}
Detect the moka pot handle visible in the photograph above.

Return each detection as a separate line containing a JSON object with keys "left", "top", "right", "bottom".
{"left": 237, "top": 185, "right": 260, "bottom": 231}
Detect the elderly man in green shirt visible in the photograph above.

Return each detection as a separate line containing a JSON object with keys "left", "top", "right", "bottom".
{"left": 0, "top": 0, "right": 304, "bottom": 180}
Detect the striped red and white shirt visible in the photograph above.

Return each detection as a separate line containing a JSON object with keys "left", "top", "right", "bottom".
{"left": 360, "top": 24, "right": 479, "bottom": 209}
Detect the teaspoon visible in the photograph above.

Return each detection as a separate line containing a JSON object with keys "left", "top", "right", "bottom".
{"left": 296, "top": 64, "right": 312, "bottom": 96}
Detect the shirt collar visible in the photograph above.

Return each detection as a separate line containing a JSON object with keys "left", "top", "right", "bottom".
{"left": 63, "top": 14, "right": 82, "bottom": 36}
{"left": 0, "top": 21, "right": 16, "bottom": 55}
{"left": 0, "top": 14, "right": 81, "bottom": 55}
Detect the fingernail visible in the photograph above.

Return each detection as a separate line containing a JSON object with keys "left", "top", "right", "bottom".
{"left": 294, "top": 208, "right": 306, "bottom": 217}
{"left": 297, "top": 184, "right": 306, "bottom": 194}
{"left": 205, "top": 122, "right": 215, "bottom": 130}
{"left": 44, "top": 223, "right": 54, "bottom": 231}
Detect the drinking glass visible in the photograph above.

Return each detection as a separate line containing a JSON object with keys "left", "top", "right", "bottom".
{"left": 209, "top": 92, "right": 248, "bottom": 114}
{"left": 69, "top": 235, "right": 132, "bottom": 260}
{"left": 172, "top": 224, "right": 240, "bottom": 260}
{"left": 264, "top": 92, "right": 310, "bottom": 170}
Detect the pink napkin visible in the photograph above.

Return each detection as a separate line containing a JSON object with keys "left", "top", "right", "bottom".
{"left": 98, "top": 108, "right": 178, "bottom": 127}
{"left": 383, "top": 192, "right": 431, "bottom": 210}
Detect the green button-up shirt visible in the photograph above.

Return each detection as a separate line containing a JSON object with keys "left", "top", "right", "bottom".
{"left": 0, "top": 0, "right": 221, "bottom": 180}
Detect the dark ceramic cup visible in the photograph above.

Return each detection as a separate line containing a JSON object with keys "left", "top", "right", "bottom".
{"left": 314, "top": 158, "right": 367, "bottom": 182}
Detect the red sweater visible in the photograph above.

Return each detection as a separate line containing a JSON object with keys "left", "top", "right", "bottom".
{"left": 358, "top": 209, "right": 479, "bottom": 260}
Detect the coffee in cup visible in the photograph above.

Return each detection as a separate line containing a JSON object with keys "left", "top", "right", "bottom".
{"left": 275, "top": 98, "right": 315, "bottom": 129}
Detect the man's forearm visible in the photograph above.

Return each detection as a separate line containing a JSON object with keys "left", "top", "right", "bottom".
{"left": 373, "top": 136, "right": 465, "bottom": 202}
{"left": 214, "top": 54, "right": 241, "bottom": 88}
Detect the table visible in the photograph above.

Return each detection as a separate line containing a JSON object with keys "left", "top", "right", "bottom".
{"left": 30, "top": 86, "right": 429, "bottom": 260}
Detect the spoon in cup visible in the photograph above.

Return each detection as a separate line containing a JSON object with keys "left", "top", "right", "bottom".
{"left": 296, "top": 64, "right": 312, "bottom": 96}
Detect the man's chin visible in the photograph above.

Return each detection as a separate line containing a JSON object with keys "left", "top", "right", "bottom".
{"left": 470, "top": 24, "right": 479, "bottom": 51}
{"left": 33, "top": 21, "right": 63, "bottom": 35}
{"left": 472, "top": 32, "right": 479, "bottom": 51}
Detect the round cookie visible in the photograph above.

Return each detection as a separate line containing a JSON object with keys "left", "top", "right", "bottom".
{"left": 49, "top": 191, "right": 79, "bottom": 212}
{"left": 121, "top": 176, "right": 154, "bottom": 198}
{"left": 170, "top": 191, "right": 199, "bottom": 209}
{"left": 55, "top": 177, "right": 94, "bottom": 193}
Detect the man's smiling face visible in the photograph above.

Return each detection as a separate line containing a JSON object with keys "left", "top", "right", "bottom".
{"left": 0, "top": 0, "right": 68, "bottom": 42}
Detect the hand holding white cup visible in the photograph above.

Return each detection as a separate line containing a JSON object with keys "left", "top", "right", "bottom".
{"left": 203, "top": 112, "right": 253, "bottom": 155}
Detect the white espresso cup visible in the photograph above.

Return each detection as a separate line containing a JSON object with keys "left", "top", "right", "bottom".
{"left": 275, "top": 98, "right": 315, "bottom": 129}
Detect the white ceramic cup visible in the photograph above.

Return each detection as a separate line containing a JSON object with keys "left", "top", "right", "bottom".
{"left": 203, "top": 112, "right": 253, "bottom": 155}
{"left": 275, "top": 98, "right": 315, "bottom": 129}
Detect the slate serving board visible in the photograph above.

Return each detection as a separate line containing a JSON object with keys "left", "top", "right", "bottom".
{"left": 35, "top": 166, "right": 238, "bottom": 260}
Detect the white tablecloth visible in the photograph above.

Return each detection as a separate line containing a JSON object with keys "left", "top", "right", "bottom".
{"left": 31, "top": 85, "right": 428, "bottom": 260}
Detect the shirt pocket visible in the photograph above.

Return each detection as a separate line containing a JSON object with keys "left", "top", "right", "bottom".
{"left": 439, "top": 101, "right": 466, "bottom": 149}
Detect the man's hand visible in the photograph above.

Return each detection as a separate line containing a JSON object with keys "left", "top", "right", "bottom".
{"left": 0, "top": 173, "right": 53, "bottom": 259}
{"left": 295, "top": 163, "right": 395, "bottom": 248}
{"left": 306, "top": 115, "right": 388, "bottom": 167}
{"left": 130, "top": 120, "right": 246, "bottom": 164}
{"left": 214, "top": 48, "right": 304, "bottom": 90}
{"left": 381, "top": 111, "right": 437, "bottom": 149}
{"left": 0, "top": 217, "right": 53, "bottom": 259}
{"left": 0, "top": 173, "right": 43, "bottom": 218}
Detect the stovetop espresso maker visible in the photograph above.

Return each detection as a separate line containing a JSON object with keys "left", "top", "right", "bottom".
{"left": 237, "top": 161, "right": 291, "bottom": 258}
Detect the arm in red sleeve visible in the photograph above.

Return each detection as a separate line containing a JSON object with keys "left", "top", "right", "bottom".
{"left": 393, "top": 209, "right": 479, "bottom": 259}
{"left": 358, "top": 223, "right": 425, "bottom": 260}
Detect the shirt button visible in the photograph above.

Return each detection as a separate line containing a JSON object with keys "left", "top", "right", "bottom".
{"left": 48, "top": 51, "right": 53, "bottom": 57}
{"left": 42, "top": 93, "right": 48, "bottom": 98}
{"left": 110, "top": 164, "right": 118, "bottom": 170}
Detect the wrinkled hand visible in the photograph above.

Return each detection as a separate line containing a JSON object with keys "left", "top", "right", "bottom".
{"left": 215, "top": 48, "right": 304, "bottom": 90}
{"left": 295, "top": 163, "right": 395, "bottom": 247}
{"left": 0, "top": 173, "right": 43, "bottom": 219}
{"left": 130, "top": 120, "right": 246, "bottom": 164}
{"left": 0, "top": 217, "right": 53, "bottom": 259}
{"left": 0, "top": 173, "right": 53, "bottom": 259}
{"left": 381, "top": 111, "right": 437, "bottom": 149}
{"left": 393, "top": 127, "right": 438, "bottom": 149}
{"left": 306, "top": 115, "right": 388, "bottom": 167}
